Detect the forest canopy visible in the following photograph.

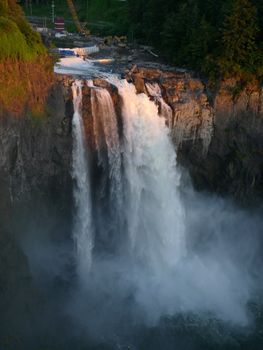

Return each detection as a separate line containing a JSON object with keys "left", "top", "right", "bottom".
{"left": 125, "top": 0, "right": 263, "bottom": 78}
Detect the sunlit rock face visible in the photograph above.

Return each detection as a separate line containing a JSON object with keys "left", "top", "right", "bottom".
{"left": 128, "top": 68, "right": 214, "bottom": 156}
{"left": 214, "top": 78, "right": 263, "bottom": 127}
{"left": 124, "top": 68, "right": 263, "bottom": 201}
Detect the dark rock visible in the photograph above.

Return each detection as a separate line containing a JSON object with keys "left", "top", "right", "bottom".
{"left": 0, "top": 80, "right": 73, "bottom": 331}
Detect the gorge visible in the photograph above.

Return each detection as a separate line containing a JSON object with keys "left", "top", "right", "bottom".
{"left": 0, "top": 59, "right": 263, "bottom": 349}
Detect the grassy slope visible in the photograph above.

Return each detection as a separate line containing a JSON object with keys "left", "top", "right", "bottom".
{"left": 0, "top": 0, "right": 53, "bottom": 116}
{"left": 0, "top": 0, "right": 46, "bottom": 60}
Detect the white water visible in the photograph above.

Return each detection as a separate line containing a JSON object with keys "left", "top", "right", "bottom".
{"left": 114, "top": 80, "right": 186, "bottom": 269}
{"left": 146, "top": 82, "right": 173, "bottom": 127}
{"left": 72, "top": 77, "right": 185, "bottom": 273}
{"left": 72, "top": 80, "right": 93, "bottom": 278}
{"left": 90, "top": 87, "right": 122, "bottom": 193}
{"left": 90, "top": 86, "right": 123, "bottom": 232}
{"left": 54, "top": 57, "right": 114, "bottom": 80}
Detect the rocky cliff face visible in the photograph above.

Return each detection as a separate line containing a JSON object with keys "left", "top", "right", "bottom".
{"left": 180, "top": 78, "right": 263, "bottom": 202}
{"left": 0, "top": 83, "right": 72, "bottom": 202}
{"left": 126, "top": 68, "right": 263, "bottom": 202}
{"left": 0, "top": 80, "right": 73, "bottom": 332}
{"left": 128, "top": 68, "right": 214, "bottom": 155}
{"left": 60, "top": 67, "right": 262, "bottom": 202}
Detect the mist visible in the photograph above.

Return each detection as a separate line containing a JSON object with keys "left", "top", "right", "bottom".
{"left": 15, "top": 186, "right": 263, "bottom": 349}
{"left": 65, "top": 187, "right": 262, "bottom": 341}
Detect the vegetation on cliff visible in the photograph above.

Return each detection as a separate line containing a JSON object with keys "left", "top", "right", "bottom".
{"left": 0, "top": 0, "right": 53, "bottom": 116}
{"left": 0, "top": 0, "right": 46, "bottom": 60}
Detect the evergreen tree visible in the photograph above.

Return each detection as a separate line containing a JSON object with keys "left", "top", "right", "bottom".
{"left": 161, "top": 1, "right": 214, "bottom": 71}
{"left": 220, "top": 0, "right": 260, "bottom": 74}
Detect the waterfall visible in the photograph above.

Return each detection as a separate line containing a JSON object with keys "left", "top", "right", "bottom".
{"left": 90, "top": 87, "right": 123, "bottom": 246}
{"left": 72, "top": 80, "right": 93, "bottom": 278}
{"left": 90, "top": 87, "right": 122, "bottom": 197}
{"left": 69, "top": 77, "right": 252, "bottom": 330}
{"left": 114, "top": 80, "right": 186, "bottom": 270}
{"left": 72, "top": 77, "right": 185, "bottom": 277}
{"left": 50, "top": 69, "right": 256, "bottom": 338}
{"left": 146, "top": 82, "right": 173, "bottom": 128}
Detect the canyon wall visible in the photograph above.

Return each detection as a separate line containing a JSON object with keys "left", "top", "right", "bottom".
{"left": 127, "top": 68, "right": 263, "bottom": 202}
{"left": 0, "top": 68, "right": 262, "bottom": 335}
{"left": 54, "top": 69, "right": 263, "bottom": 202}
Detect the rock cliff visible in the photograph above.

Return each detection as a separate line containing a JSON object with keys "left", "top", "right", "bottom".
{"left": 0, "top": 80, "right": 73, "bottom": 334}
{"left": 58, "top": 67, "right": 262, "bottom": 202}
{"left": 126, "top": 68, "right": 263, "bottom": 202}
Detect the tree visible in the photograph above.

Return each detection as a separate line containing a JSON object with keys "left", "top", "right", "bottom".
{"left": 220, "top": 0, "right": 260, "bottom": 74}
{"left": 161, "top": 1, "right": 215, "bottom": 71}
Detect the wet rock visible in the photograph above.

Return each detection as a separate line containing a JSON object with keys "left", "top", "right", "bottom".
{"left": 133, "top": 73, "right": 147, "bottom": 94}
{"left": 187, "top": 79, "right": 204, "bottom": 92}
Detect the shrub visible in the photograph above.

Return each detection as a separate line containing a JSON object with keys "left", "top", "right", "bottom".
{"left": 0, "top": 17, "right": 32, "bottom": 60}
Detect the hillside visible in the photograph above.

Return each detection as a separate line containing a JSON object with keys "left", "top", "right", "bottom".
{"left": 0, "top": 0, "right": 53, "bottom": 115}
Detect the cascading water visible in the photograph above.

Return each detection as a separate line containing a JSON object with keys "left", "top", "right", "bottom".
{"left": 72, "top": 80, "right": 93, "bottom": 279}
{"left": 146, "top": 82, "right": 173, "bottom": 128}
{"left": 90, "top": 86, "right": 123, "bottom": 248}
{"left": 70, "top": 77, "right": 188, "bottom": 332}
{"left": 46, "top": 67, "right": 258, "bottom": 348}
{"left": 90, "top": 87, "right": 122, "bottom": 201}
{"left": 115, "top": 80, "right": 186, "bottom": 270}
{"left": 72, "top": 77, "right": 185, "bottom": 274}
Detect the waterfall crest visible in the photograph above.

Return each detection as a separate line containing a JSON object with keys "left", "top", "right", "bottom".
{"left": 72, "top": 80, "right": 93, "bottom": 278}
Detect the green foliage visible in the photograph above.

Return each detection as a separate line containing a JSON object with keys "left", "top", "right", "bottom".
{"left": 0, "top": 17, "right": 33, "bottom": 60}
{"left": 22, "top": 0, "right": 127, "bottom": 34}
{"left": 220, "top": 0, "right": 260, "bottom": 75}
{"left": 161, "top": 2, "right": 215, "bottom": 71}
{"left": 15, "top": 17, "right": 46, "bottom": 55}
{"left": 0, "top": 0, "right": 46, "bottom": 61}
{"left": 124, "top": 0, "right": 263, "bottom": 80}
{"left": 0, "top": 0, "right": 8, "bottom": 15}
